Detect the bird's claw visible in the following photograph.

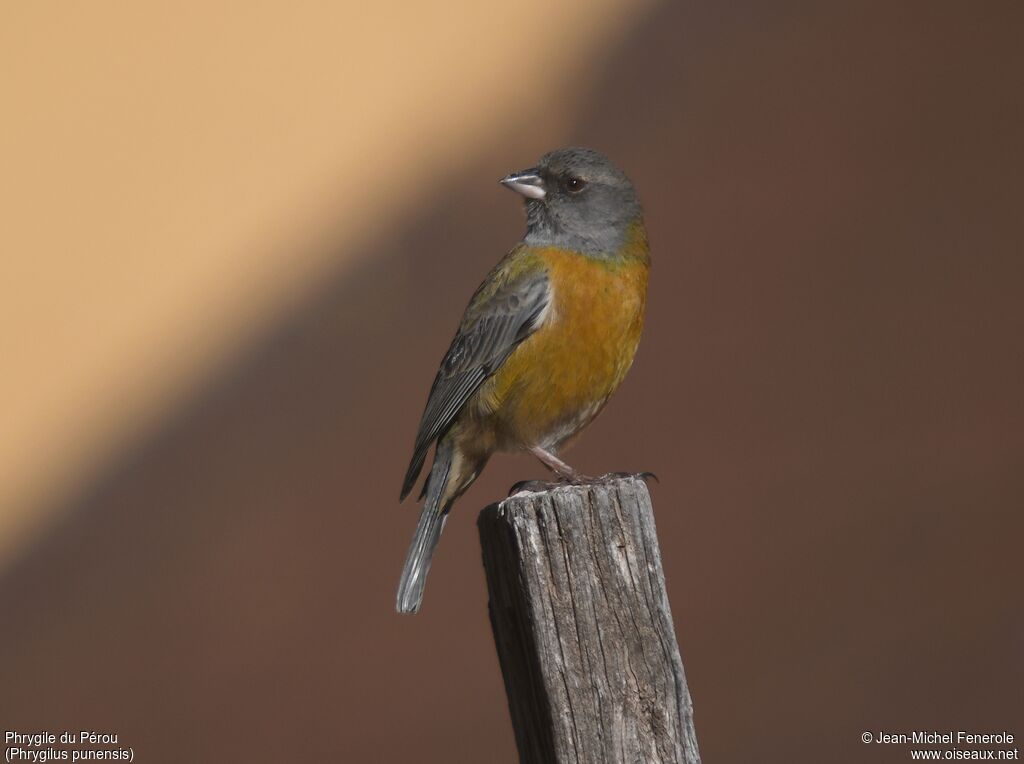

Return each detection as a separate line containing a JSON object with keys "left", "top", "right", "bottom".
{"left": 508, "top": 471, "right": 658, "bottom": 496}
{"left": 599, "top": 470, "right": 659, "bottom": 484}
{"left": 508, "top": 479, "right": 557, "bottom": 496}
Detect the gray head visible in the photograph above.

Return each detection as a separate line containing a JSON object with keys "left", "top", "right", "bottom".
{"left": 500, "top": 147, "right": 643, "bottom": 256}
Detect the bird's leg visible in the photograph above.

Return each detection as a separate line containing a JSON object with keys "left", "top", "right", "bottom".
{"left": 508, "top": 447, "right": 604, "bottom": 496}
{"left": 529, "top": 446, "right": 580, "bottom": 480}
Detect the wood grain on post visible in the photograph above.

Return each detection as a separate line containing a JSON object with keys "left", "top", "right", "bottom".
{"left": 478, "top": 476, "right": 700, "bottom": 764}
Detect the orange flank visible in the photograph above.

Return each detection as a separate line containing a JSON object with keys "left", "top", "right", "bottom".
{"left": 462, "top": 225, "right": 649, "bottom": 456}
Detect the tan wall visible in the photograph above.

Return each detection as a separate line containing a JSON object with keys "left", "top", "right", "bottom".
{"left": 0, "top": 0, "right": 652, "bottom": 562}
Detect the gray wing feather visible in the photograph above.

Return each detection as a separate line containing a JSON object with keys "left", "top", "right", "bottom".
{"left": 400, "top": 271, "right": 550, "bottom": 500}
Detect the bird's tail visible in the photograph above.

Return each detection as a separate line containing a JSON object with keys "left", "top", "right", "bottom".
{"left": 396, "top": 439, "right": 454, "bottom": 614}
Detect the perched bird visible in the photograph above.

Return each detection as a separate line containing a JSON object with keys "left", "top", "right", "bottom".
{"left": 397, "top": 147, "right": 650, "bottom": 614}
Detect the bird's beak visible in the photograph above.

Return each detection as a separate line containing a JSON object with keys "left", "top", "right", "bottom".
{"left": 500, "top": 170, "right": 546, "bottom": 200}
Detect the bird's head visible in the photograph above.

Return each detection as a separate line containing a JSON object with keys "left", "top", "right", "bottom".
{"left": 501, "top": 147, "right": 644, "bottom": 257}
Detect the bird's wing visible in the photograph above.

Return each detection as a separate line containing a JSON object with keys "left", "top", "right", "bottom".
{"left": 400, "top": 257, "right": 550, "bottom": 500}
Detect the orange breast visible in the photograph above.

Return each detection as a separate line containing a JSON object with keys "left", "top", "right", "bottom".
{"left": 474, "top": 246, "right": 649, "bottom": 452}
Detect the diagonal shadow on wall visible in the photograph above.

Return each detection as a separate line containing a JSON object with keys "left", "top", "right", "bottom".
{"left": 2, "top": 3, "right": 1022, "bottom": 763}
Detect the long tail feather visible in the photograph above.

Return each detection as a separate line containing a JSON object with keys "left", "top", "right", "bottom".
{"left": 396, "top": 439, "right": 453, "bottom": 614}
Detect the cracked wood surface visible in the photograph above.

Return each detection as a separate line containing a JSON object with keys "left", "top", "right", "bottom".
{"left": 478, "top": 477, "right": 700, "bottom": 764}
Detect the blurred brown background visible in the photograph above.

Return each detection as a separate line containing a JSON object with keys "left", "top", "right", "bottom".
{"left": 1, "top": 2, "right": 1022, "bottom": 762}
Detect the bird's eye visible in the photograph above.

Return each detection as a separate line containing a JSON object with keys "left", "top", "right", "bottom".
{"left": 566, "top": 176, "right": 587, "bottom": 193}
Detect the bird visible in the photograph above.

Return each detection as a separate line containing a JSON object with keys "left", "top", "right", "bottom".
{"left": 396, "top": 147, "right": 650, "bottom": 614}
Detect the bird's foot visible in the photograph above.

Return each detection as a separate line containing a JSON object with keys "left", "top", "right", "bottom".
{"left": 507, "top": 471, "right": 657, "bottom": 496}
{"left": 507, "top": 479, "right": 560, "bottom": 496}
{"left": 555, "top": 470, "right": 657, "bottom": 486}
{"left": 507, "top": 473, "right": 591, "bottom": 496}
{"left": 597, "top": 470, "right": 659, "bottom": 484}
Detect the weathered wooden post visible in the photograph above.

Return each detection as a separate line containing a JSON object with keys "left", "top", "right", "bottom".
{"left": 478, "top": 475, "right": 700, "bottom": 764}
